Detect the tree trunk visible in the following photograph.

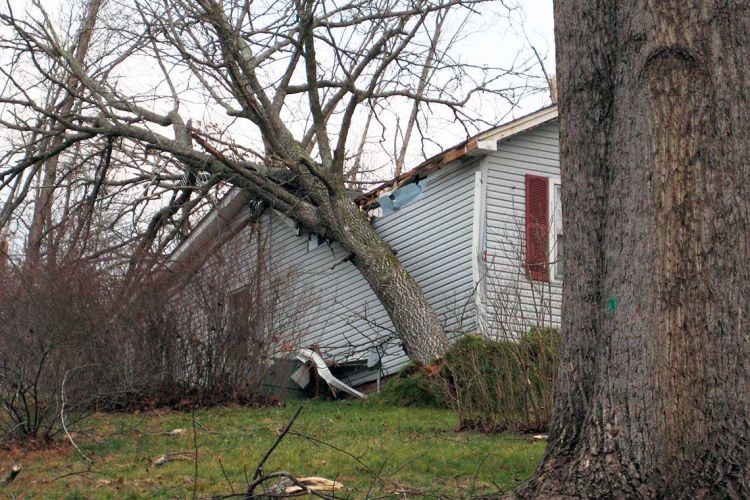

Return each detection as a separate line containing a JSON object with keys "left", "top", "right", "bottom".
{"left": 520, "top": 2, "right": 750, "bottom": 497}
{"left": 26, "top": 0, "right": 103, "bottom": 269}
{"left": 190, "top": 130, "right": 451, "bottom": 363}
{"left": 321, "top": 195, "right": 449, "bottom": 363}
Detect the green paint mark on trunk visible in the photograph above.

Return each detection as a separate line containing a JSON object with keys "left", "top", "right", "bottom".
{"left": 606, "top": 297, "right": 619, "bottom": 312}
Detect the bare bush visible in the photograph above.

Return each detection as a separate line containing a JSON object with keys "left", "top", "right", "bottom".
{"left": 0, "top": 264, "right": 114, "bottom": 444}
{"left": 0, "top": 223, "right": 308, "bottom": 444}
{"left": 163, "top": 229, "right": 307, "bottom": 405}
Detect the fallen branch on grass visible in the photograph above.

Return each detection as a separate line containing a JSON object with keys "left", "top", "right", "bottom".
{"left": 61, "top": 367, "right": 94, "bottom": 465}
{"left": 152, "top": 451, "right": 196, "bottom": 466}
{"left": 129, "top": 426, "right": 188, "bottom": 437}
{"left": 250, "top": 406, "right": 303, "bottom": 484}
{"left": 240, "top": 407, "right": 348, "bottom": 499}
{"left": 285, "top": 476, "right": 343, "bottom": 494}
{"left": 245, "top": 471, "right": 344, "bottom": 499}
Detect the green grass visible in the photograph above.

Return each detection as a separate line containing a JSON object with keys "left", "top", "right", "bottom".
{"left": 0, "top": 400, "right": 545, "bottom": 498}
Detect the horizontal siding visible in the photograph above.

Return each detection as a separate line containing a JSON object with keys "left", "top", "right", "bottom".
{"left": 480, "top": 120, "right": 562, "bottom": 338}
{"left": 182, "top": 160, "right": 480, "bottom": 388}
{"left": 173, "top": 117, "right": 563, "bottom": 390}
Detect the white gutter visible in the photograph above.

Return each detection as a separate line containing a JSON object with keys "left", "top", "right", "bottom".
{"left": 476, "top": 105, "right": 558, "bottom": 143}
{"left": 296, "top": 348, "right": 367, "bottom": 399}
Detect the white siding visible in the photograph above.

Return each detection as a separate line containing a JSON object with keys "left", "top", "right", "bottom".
{"left": 204, "top": 159, "right": 480, "bottom": 386}
{"left": 480, "top": 120, "right": 562, "bottom": 338}
{"left": 171, "top": 114, "right": 564, "bottom": 390}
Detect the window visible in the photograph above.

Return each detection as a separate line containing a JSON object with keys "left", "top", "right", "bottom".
{"left": 524, "top": 175, "right": 563, "bottom": 282}
{"left": 226, "top": 286, "right": 251, "bottom": 334}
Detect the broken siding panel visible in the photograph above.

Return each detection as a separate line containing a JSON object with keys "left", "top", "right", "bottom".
{"left": 481, "top": 120, "right": 562, "bottom": 338}
{"left": 374, "top": 161, "right": 478, "bottom": 314}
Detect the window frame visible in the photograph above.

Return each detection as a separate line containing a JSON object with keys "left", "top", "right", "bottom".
{"left": 549, "top": 180, "right": 563, "bottom": 282}
{"left": 225, "top": 285, "right": 251, "bottom": 334}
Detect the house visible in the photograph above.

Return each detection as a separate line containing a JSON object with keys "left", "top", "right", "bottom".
{"left": 169, "top": 105, "right": 562, "bottom": 389}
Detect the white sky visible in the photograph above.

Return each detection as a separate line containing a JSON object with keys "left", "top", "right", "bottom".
{"left": 3, "top": 0, "right": 556, "bottom": 167}
{"left": 0, "top": 0, "right": 555, "bottom": 247}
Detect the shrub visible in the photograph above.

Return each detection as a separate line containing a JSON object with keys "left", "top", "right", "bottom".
{"left": 374, "top": 328, "right": 559, "bottom": 433}
{"left": 0, "top": 237, "right": 305, "bottom": 445}
{"left": 370, "top": 362, "right": 448, "bottom": 408}
{"left": 443, "top": 328, "right": 559, "bottom": 432}
{"left": 0, "top": 264, "right": 114, "bottom": 444}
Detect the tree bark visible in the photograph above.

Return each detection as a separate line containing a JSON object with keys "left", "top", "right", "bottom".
{"left": 320, "top": 195, "right": 449, "bottom": 363}
{"left": 520, "top": 1, "right": 750, "bottom": 497}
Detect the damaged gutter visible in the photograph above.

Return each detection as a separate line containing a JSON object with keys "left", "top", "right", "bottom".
{"left": 168, "top": 105, "right": 558, "bottom": 271}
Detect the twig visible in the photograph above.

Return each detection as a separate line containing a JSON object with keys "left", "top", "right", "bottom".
{"left": 51, "top": 469, "right": 95, "bottom": 482}
{"left": 469, "top": 451, "right": 493, "bottom": 497}
{"left": 196, "top": 421, "right": 224, "bottom": 435}
{"left": 365, "top": 456, "right": 389, "bottom": 499}
{"left": 218, "top": 458, "right": 236, "bottom": 495}
{"left": 386, "top": 442, "right": 436, "bottom": 476}
{"left": 250, "top": 406, "right": 303, "bottom": 483}
{"left": 152, "top": 451, "right": 197, "bottom": 466}
{"left": 60, "top": 368, "right": 93, "bottom": 466}
{"left": 287, "top": 430, "right": 376, "bottom": 476}
{"left": 192, "top": 409, "right": 199, "bottom": 499}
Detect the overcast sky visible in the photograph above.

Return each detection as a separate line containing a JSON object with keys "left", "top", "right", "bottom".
{"left": 0, "top": 0, "right": 556, "bottom": 251}
{"left": 4, "top": 0, "right": 556, "bottom": 138}
{"left": 498, "top": 0, "right": 556, "bottom": 115}
{"left": 3, "top": 0, "right": 556, "bottom": 164}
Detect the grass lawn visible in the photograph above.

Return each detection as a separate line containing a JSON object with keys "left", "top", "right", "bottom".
{"left": 0, "top": 400, "right": 545, "bottom": 498}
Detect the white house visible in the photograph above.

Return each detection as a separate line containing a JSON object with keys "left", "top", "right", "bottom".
{"left": 169, "top": 105, "right": 562, "bottom": 389}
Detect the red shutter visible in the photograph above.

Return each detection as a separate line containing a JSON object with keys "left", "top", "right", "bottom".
{"left": 525, "top": 175, "right": 549, "bottom": 281}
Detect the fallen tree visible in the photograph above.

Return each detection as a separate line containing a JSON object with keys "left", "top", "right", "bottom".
{"left": 0, "top": 0, "right": 539, "bottom": 361}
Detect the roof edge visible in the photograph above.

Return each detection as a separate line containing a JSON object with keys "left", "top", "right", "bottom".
{"left": 356, "top": 104, "right": 558, "bottom": 206}
{"left": 167, "top": 189, "right": 250, "bottom": 269}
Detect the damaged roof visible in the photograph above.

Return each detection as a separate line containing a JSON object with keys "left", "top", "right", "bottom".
{"left": 356, "top": 105, "right": 558, "bottom": 207}
{"left": 168, "top": 104, "right": 558, "bottom": 268}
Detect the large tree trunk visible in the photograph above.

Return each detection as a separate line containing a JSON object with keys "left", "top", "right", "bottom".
{"left": 321, "top": 195, "right": 449, "bottom": 363}
{"left": 520, "top": 2, "right": 750, "bottom": 497}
